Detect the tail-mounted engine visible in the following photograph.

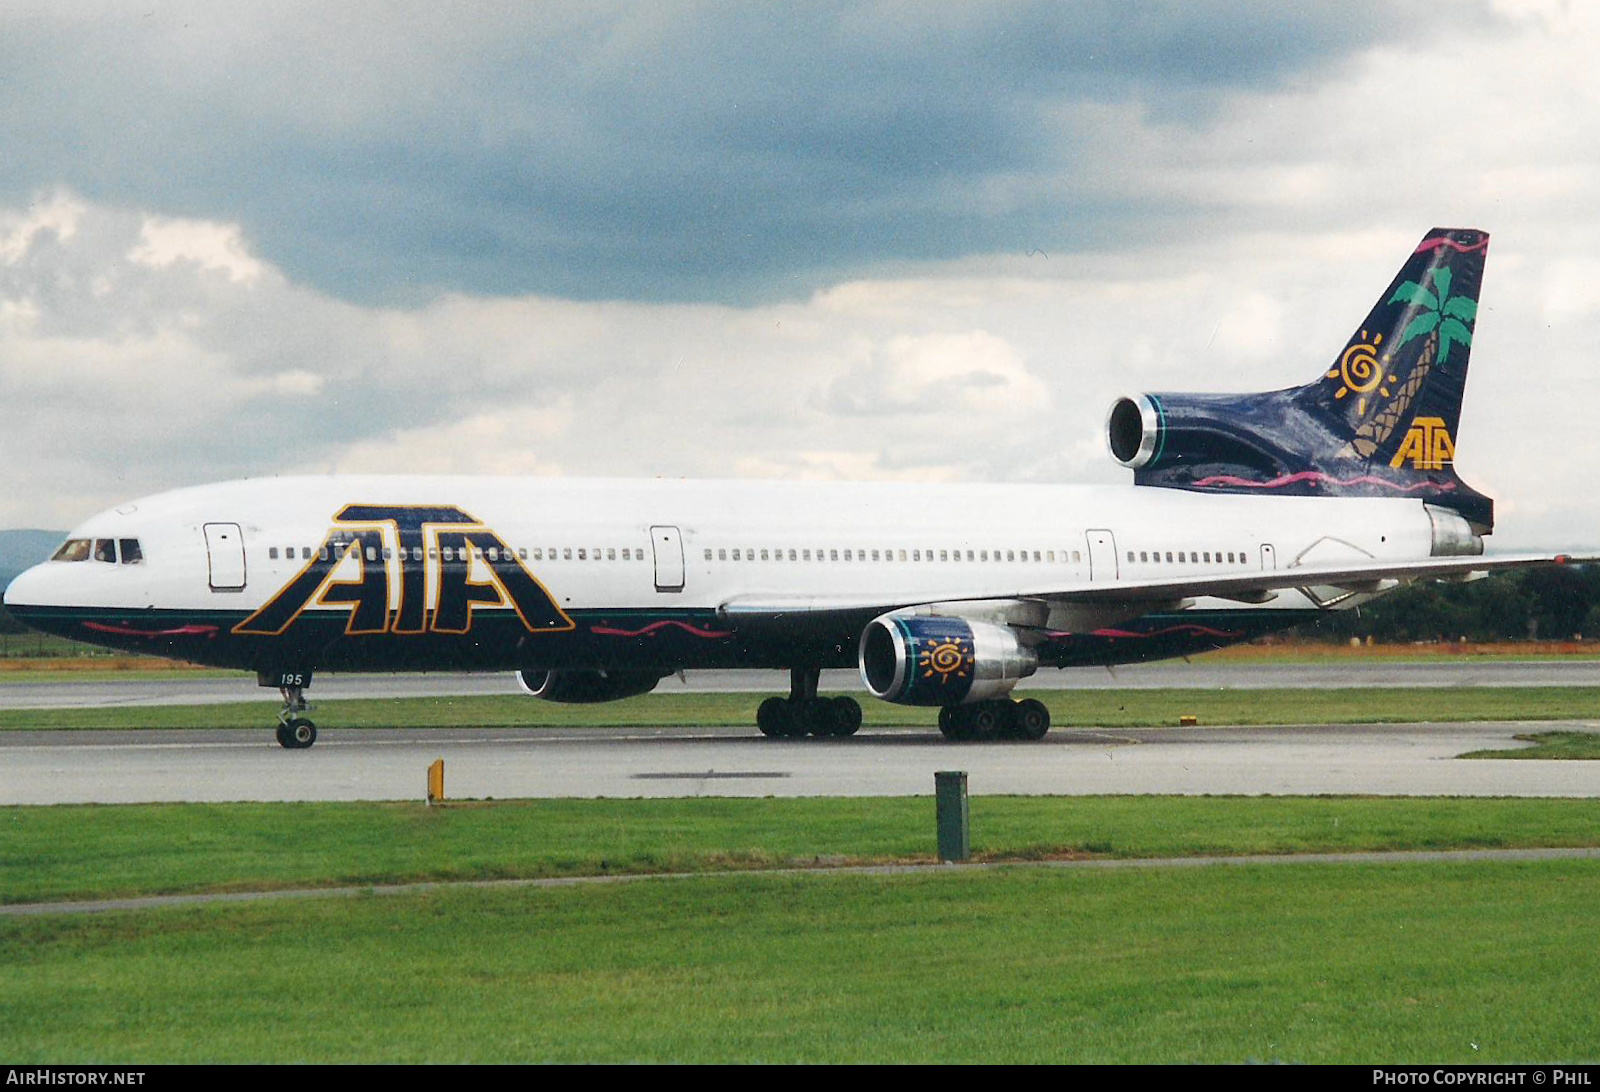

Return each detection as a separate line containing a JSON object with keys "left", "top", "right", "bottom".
{"left": 859, "top": 613, "right": 1037, "bottom": 707}
{"left": 1107, "top": 391, "right": 1297, "bottom": 479}
{"left": 1101, "top": 229, "right": 1499, "bottom": 534}
{"left": 516, "top": 668, "right": 664, "bottom": 703}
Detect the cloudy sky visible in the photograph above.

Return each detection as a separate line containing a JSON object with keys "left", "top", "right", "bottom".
{"left": 3, "top": 1, "right": 1598, "bottom": 548}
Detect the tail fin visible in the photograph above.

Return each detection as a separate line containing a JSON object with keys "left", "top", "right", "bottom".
{"left": 1106, "top": 228, "right": 1493, "bottom": 531}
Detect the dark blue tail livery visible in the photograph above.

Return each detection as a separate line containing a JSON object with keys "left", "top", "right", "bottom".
{"left": 1106, "top": 228, "right": 1493, "bottom": 530}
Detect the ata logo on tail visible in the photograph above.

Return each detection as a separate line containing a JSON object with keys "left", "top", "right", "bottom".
{"left": 1389, "top": 416, "right": 1455, "bottom": 471}
{"left": 234, "top": 504, "right": 573, "bottom": 637}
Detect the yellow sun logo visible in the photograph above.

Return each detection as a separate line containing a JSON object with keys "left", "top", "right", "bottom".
{"left": 1327, "top": 329, "right": 1396, "bottom": 417}
{"left": 919, "top": 637, "right": 972, "bottom": 684}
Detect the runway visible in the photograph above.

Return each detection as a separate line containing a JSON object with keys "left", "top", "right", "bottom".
{"left": 5, "top": 657, "right": 1600, "bottom": 710}
{"left": 5, "top": 720, "right": 1599, "bottom": 805}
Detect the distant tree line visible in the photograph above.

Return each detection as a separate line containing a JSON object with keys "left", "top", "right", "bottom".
{"left": 1297, "top": 564, "right": 1600, "bottom": 644}
{"left": 0, "top": 603, "right": 26, "bottom": 636}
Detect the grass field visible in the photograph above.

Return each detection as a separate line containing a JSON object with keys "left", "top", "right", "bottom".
{"left": 1463, "top": 730, "right": 1600, "bottom": 760}
{"left": 10, "top": 795, "right": 1600, "bottom": 905}
{"left": 3, "top": 852, "right": 1597, "bottom": 1062}
{"left": 3, "top": 685, "right": 1600, "bottom": 732}
{"left": 7, "top": 692, "right": 1600, "bottom": 1062}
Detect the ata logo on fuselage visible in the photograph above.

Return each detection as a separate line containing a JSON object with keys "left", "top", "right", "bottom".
{"left": 233, "top": 505, "right": 573, "bottom": 637}
{"left": 1389, "top": 416, "right": 1455, "bottom": 471}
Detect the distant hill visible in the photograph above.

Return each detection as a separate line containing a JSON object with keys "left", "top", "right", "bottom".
{"left": 0, "top": 529, "right": 64, "bottom": 590}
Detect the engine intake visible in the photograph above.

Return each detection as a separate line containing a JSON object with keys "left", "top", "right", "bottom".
{"left": 859, "top": 614, "right": 1037, "bottom": 707}
{"left": 516, "top": 668, "right": 664, "bottom": 703}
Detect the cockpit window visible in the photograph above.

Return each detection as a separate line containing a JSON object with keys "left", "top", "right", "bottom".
{"left": 51, "top": 538, "right": 91, "bottom": 562}
{"left": 48, "top": 537, "right": 143, "bottom": 564}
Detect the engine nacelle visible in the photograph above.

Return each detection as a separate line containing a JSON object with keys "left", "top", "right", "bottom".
{"left": 1107, "top": 391, "right": 1300, "bottom": 479}
{"left": 859, "top": 614, "right": 1037, "bottom": 707}
{"left": 516, "top": 668, "right": 663, "bottom": 703}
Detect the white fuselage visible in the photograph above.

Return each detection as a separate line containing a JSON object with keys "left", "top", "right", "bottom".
{"left": 6, "top": 475, "right": 1435, "bottom": 620}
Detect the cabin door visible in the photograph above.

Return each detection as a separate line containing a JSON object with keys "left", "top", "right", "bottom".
{"left": 203, "top": 522, "right": 247, "bottom": 592}
{"left": 650, "top": 525, "right": 685, "bottom": 592}
{"left": 1086, "top": 529, "right": 1119, "bottom": 581}
{"left": 1260, "top": 543, "right": 1277, "bottom": 570}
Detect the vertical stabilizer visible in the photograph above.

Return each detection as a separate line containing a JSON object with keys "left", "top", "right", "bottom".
{"left": 1106, "top": 228, "right": 1494, "bottom": 531}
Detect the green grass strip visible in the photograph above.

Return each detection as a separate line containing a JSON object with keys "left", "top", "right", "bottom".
{"left": 9, "top": 795, "right": 1600, "bottom": 905}
{"left": 1462, "top": 730, "right": 1600, "bottom": 760}
{"left": 3, "top": 859, "right": 1598, "bottom": 1062}
{"left": 3, "top": 685, "right": 1600, "bottom": 731}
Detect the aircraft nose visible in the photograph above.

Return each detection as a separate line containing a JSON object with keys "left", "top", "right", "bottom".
{"left": 4, "top": 562, "right": 56, "bottom": 613}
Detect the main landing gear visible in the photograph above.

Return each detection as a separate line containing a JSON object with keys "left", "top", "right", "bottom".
{"left": 274, "top": 683, "right": 317, "bottom": 750}
{"left": 938, "top": 698, "right": 1051, "bottom": 742}
{"left": 757, "top": 667, "right": 864, "bottom": 738}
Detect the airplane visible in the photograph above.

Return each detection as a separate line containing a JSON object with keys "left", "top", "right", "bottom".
{"left": 3, "top": 227, "right": 1584, "bottom": 748}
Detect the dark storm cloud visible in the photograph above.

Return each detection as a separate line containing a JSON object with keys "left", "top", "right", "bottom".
{"left": 1, "top": 1, "right": 1498, "bottom": 304}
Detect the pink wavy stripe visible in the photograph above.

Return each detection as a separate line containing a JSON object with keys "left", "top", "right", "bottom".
{"left": 83, "top": 622, "right": 220, "bottom": 639}
{"left": 1079, "top": 624, "right": 1244, "bottom": 640}
{"left": 589, "top": 621, "right": 733, "bottom": 639}
{"left": 1192, "top": 470, "right": 1455, "bottom": 493}
{"left": 1415, "top": 235, "right": 1489, "bottom": 255}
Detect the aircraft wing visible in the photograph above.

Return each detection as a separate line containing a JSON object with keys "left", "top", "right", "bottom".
{"left": 716, "top": 551, "right": 1594, "bottom": 629}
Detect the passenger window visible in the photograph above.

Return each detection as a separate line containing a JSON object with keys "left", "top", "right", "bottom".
{"left": 120, "top": 539, "right": 143, "bottom": 564}
{"left": 269, "top": 547, "right": 279, "bottom": 560}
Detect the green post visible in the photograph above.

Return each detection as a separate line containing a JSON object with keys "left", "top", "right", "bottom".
{"left": 935, "top": 770, "right": 969, "bottom": 862}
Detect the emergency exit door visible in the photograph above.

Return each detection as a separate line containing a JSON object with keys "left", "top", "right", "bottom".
{"left": 1086, "top": 529, "right": 1119, "bottom": 581}
{"left": 651, "top": 525, "right": 685, "bottom": 592}
{"left": 203, "top": 522, "right": 246, "bottom": 592}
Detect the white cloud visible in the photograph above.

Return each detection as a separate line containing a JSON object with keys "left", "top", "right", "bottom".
{"left": 0, "top": 191, "right": 85, "bottom": 265}
{"left": 129, "top": 215, "right": 265, "bottom": 284}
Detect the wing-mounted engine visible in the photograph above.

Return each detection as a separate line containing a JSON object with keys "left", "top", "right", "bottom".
{"left": 516, "top": 668, "right": 665, "bottom": 703}
{"left": 859, "top": 613, "right": 1037, "bottom": 707}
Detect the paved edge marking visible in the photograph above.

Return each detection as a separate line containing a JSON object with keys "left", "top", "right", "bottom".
{"left": 7, "top": 846, "right": 1600, "bottom": 918}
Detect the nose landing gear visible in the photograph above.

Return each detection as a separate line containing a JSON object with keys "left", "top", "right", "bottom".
{"left": 264, "top": 674, "right": 318, "bottom": 749}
